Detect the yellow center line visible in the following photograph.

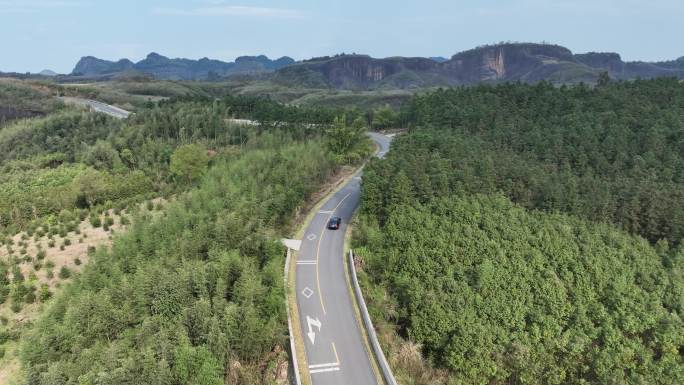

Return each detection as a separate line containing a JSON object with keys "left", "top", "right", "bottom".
{"left": 332, "top": 342, "right": 340, "bottom": 365}
{"left": 316, "top": 192, "right": 352, "bottom": 315}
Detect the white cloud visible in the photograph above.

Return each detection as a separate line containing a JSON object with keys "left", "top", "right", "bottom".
{"left": 153, "top": 4, "right": 305, "bottom": 19}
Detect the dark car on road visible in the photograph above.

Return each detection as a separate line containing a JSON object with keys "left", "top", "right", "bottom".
{"left": 327, "top": 217, "right": 342, "bottom": 230}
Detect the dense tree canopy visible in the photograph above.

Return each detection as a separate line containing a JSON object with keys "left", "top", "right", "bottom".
{"left": 392, "top": 79, "right": 684, "bottom": 245}
{"left": 21, "top": 137, "right": 339, "bottom": 384}
{"left": 0, "top": 93, "right": 374, "bottom": 384}
{"left": 355, "top": 79, "right": 684, "bottom": 384}
{"left": 170, "top": 144, "right": 209, "bottom": 182}
{"left": 0, "top": 95, "right": 371, "bottom": 233}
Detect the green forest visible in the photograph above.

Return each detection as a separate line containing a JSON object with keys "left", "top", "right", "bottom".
{"left": 22, "top": 139, "right": 337, "bottom": 384}
{"left": 355, "top": 79, "right": 684, "bottom": 384}
{"left": 0, "top": 93, "right": 372, "bottom": 384}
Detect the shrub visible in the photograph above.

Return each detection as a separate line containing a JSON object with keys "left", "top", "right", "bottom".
{"left": 58, "top": 209, "right": 74, "bottom": 224}
{"left": 45, "top": 261, "right": 55, "bottom": 269}
{"left": 63, "top": 238, "right": 71, "bottom": 246}
{"left": 59, "top": 266, "right": 71, "bottom": 279}
{"left": 46, "top": 270, "right": 54, "bottom": 279}
{"left": 89, "top": 214, "right": 101, "bottom": 228}
{"left": 25, "top": 291, "right": 36, "bottom": 304}
{"left": 74, "top": 258, "right": 81, "bottom": 266}
{"left": 12, "top": 267, "right": 24, "bottom": 282}
{"left": 33, "top": 262, "right": 42, "bottom": 271}
{"left": 47, "top": 240, "right": 55, "bottom": 248}
{"left": 11, "top": 301, "right": 22, "bottom": 313}
{"left": 67, "top": 222, "right": 78, "bottom": 232}
{"left": 104, "top": 216, "right": 114, "bottom": 227}
{"left": 39, "top": 285, "right": 51, "bottom": 302}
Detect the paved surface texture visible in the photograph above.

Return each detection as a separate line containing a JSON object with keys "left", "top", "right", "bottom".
{"left": 60, "top": 97, "right": 131, "bottom": 119}
{"left": 295, "top": 132, "right": 391, "bottom": 385}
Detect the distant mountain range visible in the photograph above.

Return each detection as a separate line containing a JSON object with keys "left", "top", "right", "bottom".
{"left": 71, "top": 53, "right": 295, "bottom": 80}
{"left": 272, "top": 43, "right": 684, "bottom": 89}
{"left": 64, "top": 43, "right": 684, "bottom": 88}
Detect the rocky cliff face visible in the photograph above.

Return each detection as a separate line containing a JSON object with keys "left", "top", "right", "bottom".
{"left": 276, "top": 55, "right": 443, "bottom": 89}
{"left": 69, "top": 44, "right": 684, "bottom": 86}
{"left": 275, "top": 43, "right": 684, "bottom": 89}
{"left": 71, "top": 53, "right": 294, "bottom": 80}
{"left": 444, "top": 43, "right": 578, "bottom": 83}
{"left": 72, "top": 57, "right": 134, "bottom": 76}
{"left": 574, "top": 52, "right": 624, "bottom": 73}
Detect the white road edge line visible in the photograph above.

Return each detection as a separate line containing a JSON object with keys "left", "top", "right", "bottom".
{"left": 309, "top": 367, "right": 341, "bottom": 374}
{"left": 308, "top": 362, "right": 340, "bottom": 369}
{"left": 296, "top": 261, "right": 317, "bottom": 264}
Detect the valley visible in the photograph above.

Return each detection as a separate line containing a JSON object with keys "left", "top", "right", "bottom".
{"left": 1, "top": 5, "right": 683, "bottom": 382}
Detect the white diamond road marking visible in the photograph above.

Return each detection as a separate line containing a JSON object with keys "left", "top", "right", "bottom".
{"left": 307, "top": 233, "right": 317, "bottom": 241}
{"left": 302, "top": 287, "right": 314, "bottom": 298}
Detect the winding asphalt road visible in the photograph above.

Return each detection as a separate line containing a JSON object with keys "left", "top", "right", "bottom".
{"left": 295, "top": 132, "right": 391, "bottom": 385}
{"left": 60, "top": 97, "right": 131, "bottom": 119}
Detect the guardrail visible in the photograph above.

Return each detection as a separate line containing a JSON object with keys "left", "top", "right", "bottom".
{"left": 349, "top": 250, "right": 398, "bottom": 385}
{"left": 284, "top": 248, "right": 302, "bottom": 385}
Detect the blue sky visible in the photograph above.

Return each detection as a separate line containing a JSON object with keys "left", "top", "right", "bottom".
{"left": 1, "top": 0, "right": 682, "bottom": 73}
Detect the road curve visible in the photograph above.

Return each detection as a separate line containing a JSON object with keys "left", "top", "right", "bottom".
{"left": 295, "top": 132, "right": 391, "bottom": 385}
{"left": 60, "top": 97, "right": 131, "bottom": 119}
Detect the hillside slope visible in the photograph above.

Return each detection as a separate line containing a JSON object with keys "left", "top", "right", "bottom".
{"left": 353, "top": 79, "right": 684, "bottom": 384}
{"left": 274, "top": 43, "right": 684, "bottom": 89}
{"left": 71, "top": 53, "right": 295, "bottom": 80}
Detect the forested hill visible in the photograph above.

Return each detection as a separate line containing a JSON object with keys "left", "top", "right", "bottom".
{"left": 0, "top": 94, "right": 373, "bottom": 384}
{"left": 399, "top": 78, "right": 684, "bottom": 245}
{"left": 273, "top": 43, "right": 684, "bottom": 89}
{"left": 353, "top": 78, "right": 684, "bottom": 384}
{"left": 61, "top": 43, "right": 683, "bottom": 86}
{"left": 71, "top": 53, "right": 295, "bottom": 80}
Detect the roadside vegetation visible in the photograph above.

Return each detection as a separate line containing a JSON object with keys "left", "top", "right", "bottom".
{"left": 354, "top": 78, "right": 684, "bottom": 384}
{"left": 0, "top": 79, "right": 64, "bottom": 125}
{"left": 0, "top": 91, "right": 373, "bottom": 384}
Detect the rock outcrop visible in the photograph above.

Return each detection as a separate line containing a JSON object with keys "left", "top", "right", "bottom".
{"left": 71, "top": 53, "right": 294, "bottom": 80}
{"left": 68, "top": 43, "right": 684, "bottom": 87}
{"left": 274, "top": 43, "right": 684, "bottom": 89}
